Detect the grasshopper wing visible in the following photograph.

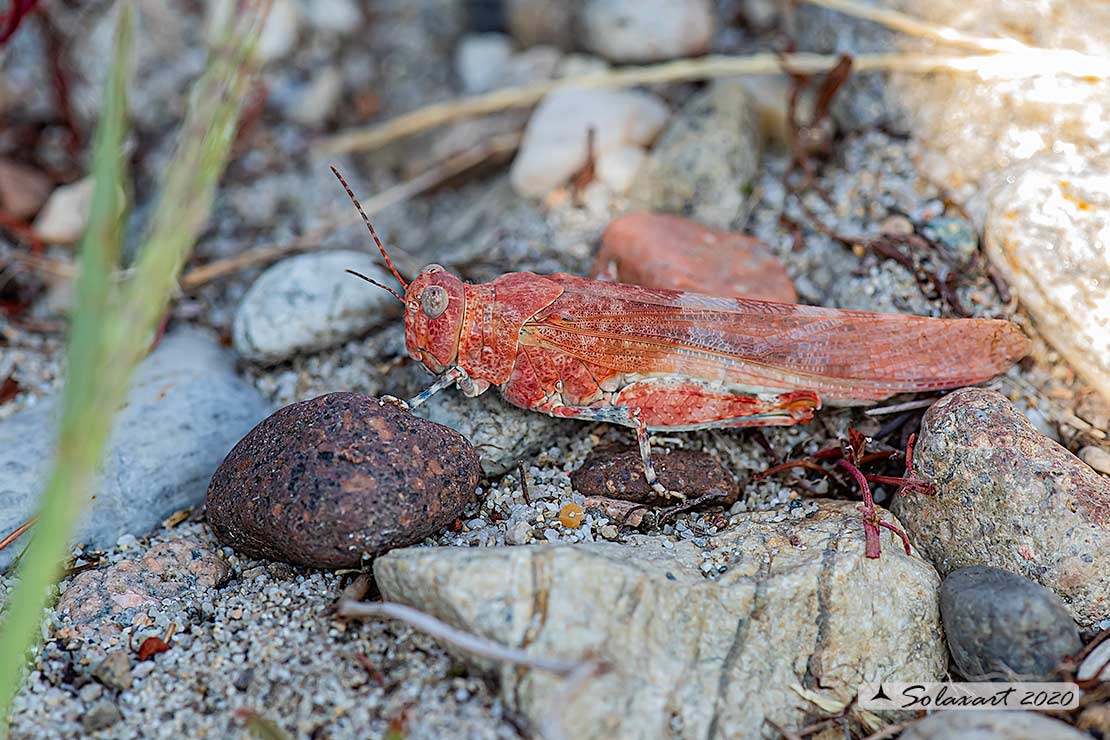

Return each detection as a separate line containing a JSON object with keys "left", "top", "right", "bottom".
{"left": 521, "top": 274, "right": 1029, "bottom": 402}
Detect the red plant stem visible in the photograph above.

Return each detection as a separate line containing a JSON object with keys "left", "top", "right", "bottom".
{"left": 905, "top": 433, "right": 918, "bottom": 470}
{"left": 751, "top": 459, "right": 835, "bottom": 481}
{"left": 865, "top": 474, "right": 936, "bottom": 495}
{"left": 0, "top": 210, "right": 45, "bottom": 253}
{"left": 878, "top": 520, "right": 913, "bottom": 555}
{"left": 835, "top": 458, "right": 881, "bottom": 558}
{"left": 889, "top": 433, "right": 936, "bottom": 496}
{"left": 0, "top": 0, "right": 37, "bottom": 44}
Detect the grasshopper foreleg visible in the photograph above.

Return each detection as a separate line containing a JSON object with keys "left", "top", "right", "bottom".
{"left": 385, "top": 366, "right": 468, "bottom": 411}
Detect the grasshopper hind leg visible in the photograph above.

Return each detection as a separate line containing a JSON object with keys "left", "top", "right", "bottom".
{"left": 633, "top": 409, "right": 673, "bottom": 499}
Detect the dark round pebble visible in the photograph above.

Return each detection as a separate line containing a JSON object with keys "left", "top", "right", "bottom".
{"left": 206, "top": 392, "right": 480, "bottom": 568}
{"left": 940, "top": 565, "right": 1081, "bottom": 680}
{"left": 570, "top": 444, "right": 738, "bottom": 506}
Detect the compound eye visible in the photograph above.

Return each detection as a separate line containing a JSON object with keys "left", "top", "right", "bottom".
{"left": 420, "top": 285, "right": 449, "bottom": 319}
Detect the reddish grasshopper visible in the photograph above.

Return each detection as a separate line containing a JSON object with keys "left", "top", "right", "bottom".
{"left": 332, "top": 169, "right": 1029, "bottom": 507}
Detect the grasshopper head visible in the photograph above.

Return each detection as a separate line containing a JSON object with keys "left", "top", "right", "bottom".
{"left": 403, "top": 265, "right": 466, "bottom": 373}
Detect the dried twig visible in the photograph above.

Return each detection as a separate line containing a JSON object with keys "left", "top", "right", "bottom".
{"left": 181, "top": 131, "right": 520, "bottom": 290}
{"left": 337, "top": 600, "right": 590, "bottom": 677}
{"left": 9, "top": 131, "right": 521, "bottom": 293}
{"left": 517, "top": 460, "right": 531, "bottom": 504}
{"left": 864, "top": 397, "right": 941, "bottom": 416}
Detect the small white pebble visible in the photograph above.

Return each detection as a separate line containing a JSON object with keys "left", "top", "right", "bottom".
{"left": 132, "top": 661, "right": 156, "bottom": 679}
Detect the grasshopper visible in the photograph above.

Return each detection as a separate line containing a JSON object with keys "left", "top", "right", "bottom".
{"left": 332, "top": 169, "right": 1029, "bottom": 502}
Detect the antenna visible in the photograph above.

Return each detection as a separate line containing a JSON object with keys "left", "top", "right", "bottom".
{"left": 345, "top": 269, "right": 404, "bottom": 302}
{"left": 330, "top": 166, "right": 409, "bottom": 290}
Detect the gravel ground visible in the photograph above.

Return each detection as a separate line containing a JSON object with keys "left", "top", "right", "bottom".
{"left": 1, "top": 0, "right": 1100, "bottom": 738}
{"left": 3, "top": 129, "right": 1064, "bottom": 740}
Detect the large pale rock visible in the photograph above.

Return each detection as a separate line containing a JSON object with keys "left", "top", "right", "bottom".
{"left": 0, "top": 329, "right": 271, "bottom": 571}
{"left": 510, "top": 88, "right": 668, "bottom": 198}
{"left": 579, "top": 0, "right": 715, "bottom": 63}
{"left": 983, "top": 154, "right": 1110, "bottom": 401}
{"left": 375, "top": 500, "right": 945, "bottom": 739}
{"left": 893, "top": 1, "right": 1110, "bottom": 186}
{"left": 233, "top": 250, "right": 399, "bottom": 364}
{"left": 894, "top": 388, "right": 1110, "bottom": 627}
{"left": 899, "top": 711, "right": 1090, "bottom": 740}
{"left": 628, "top": 79, "right": 761, "bottom": 230}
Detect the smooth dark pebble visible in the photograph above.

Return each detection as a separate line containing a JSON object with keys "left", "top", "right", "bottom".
{"left": 206, "top": 392, "right": 480, "bottom": 568}
{"left": 570, "top": 444, "right": 738, "bottom": 506}
{"left": 940, "top": 565, "right": 1081, "bottom": 680}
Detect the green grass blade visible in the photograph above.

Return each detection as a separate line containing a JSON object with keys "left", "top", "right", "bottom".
{"left": 118, "top": 5, "right": 267, "bottom": 360}
{"left": 0, "top": 2, "right": 267, "bottom": 733}
{"left": 0, "top": 2, "right": 134, "bottom": 728}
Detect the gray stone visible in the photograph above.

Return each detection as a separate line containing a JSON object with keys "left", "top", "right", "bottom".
{"left": 506, "top": 521, "right": 533, "bottom": 545}
{"left": 412, "top": 385, "right": 574, "bottom": 477}
{"left": 75, "top": 3, "right": 206, "bottom": 131}
{"left": 899, "top": 711, "right": 1090, "bottom": 740}
{"left": 922, "top": 216, "right": 979, "bottom": 269}
{"left": 81, "top": 700, "right": 122, "bottom": 732}
{"left": 375, "top": 499, "right": 945, "bottom": 739}
{"left": 456, "top": 33, "right": 514, "bottom": 94}
{"left": 92, "top": 651, "right": 134, "bottom": 691}
{"left": 0, "top": 328, "right": 270, "bottom": 571}
{"left": 628, "top": 79, "right": 762, "bottom": 230}
{"left": 785, "top": 0, "right": 904, "bottom": 131}
{"left": 579, "top": 0, "right": 715, "bottom": 63}
{"left": 302, "top": 0, "right": 362, "bottom": 34}
{"left": 286, "top": 66, "right": 343, "bottom": 128}
{"left": 940, "top": 566, "right": 1081, "bottom": 680}
{"left": 505, "top": 0, "right": 575, "bottom": 49}
{"left": 983, "top": 154, "right": 1110, "bottom": 401}
{"left": 893, "top": 388, "right": 1110, "bottom": 627}
{"left": 233, "top": 250, "right": 400, "bottom": 365}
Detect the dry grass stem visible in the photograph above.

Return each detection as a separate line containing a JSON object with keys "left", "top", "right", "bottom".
{"left": 337, "top": 600, "right": 589, "bottom": 677}
{"left": 180, "top": 130, "right": 520, "bottom": 290}
{"left": 864, "top": 397, "right": 941, "bottom": 416}
{"left": 322, "top": 50, "right": 1110, "bottom": 155}
{"left": 803, "top": 0, "right": 1030, "bottom": 54}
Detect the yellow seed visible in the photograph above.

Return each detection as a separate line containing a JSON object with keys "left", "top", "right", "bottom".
{"left": 558, "top": 502, "right": 584, "bottom": 528}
